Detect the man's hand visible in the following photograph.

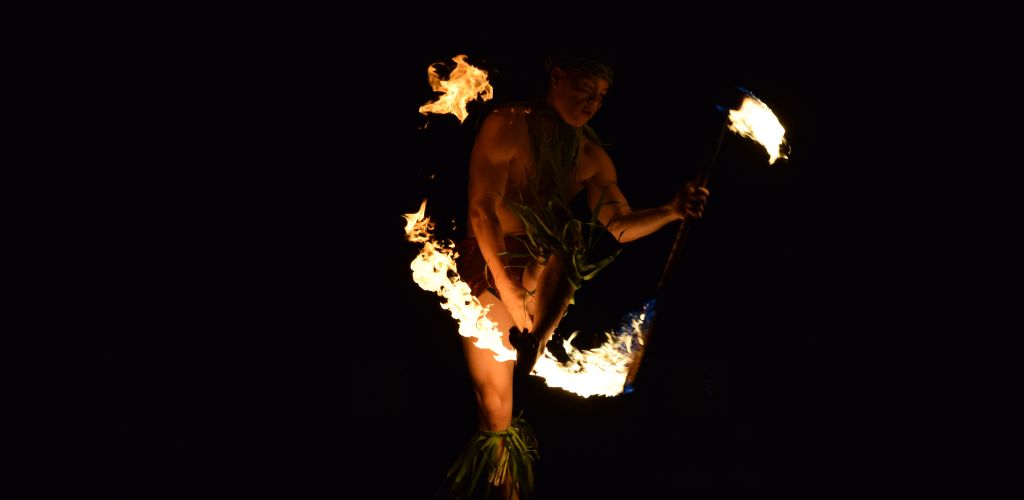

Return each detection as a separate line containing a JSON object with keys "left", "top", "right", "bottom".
{"left": 508, "top": 327, "right": 539, "bottom": 375}
{"left": 672, "top": 181, "right": 710, "bottom": 221}
{"left": 500, "top": 282, "right": 544, "bottom": 372}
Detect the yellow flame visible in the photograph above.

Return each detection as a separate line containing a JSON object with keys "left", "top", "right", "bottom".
{"left": 419, "top": 54, "right": 494, "bottom": 123}
{"left": 530, "top": 303, "right": 652, "bottom": 398}
{"left": 728, "top": 96, "right": 789, "bottom": 164}
{"left": 402, "top": 200, "right": 516, "bottom": 362}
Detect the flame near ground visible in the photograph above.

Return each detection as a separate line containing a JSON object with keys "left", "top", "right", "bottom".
{"left": 403, "top": 200, "right": 651, "bottom": 397}
{"left": 532, "top": 300, "right": 654, "bottom": 397}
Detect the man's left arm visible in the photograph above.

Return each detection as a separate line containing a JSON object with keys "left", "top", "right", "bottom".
{"left": 585, "top": 143, "right": 707, "bottom": 243}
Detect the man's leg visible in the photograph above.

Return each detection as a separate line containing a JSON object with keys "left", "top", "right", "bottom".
{"left": 517, "top": 251, "right": 575, "bottom": 374}
{"left": 462, "top": 291, "right": 516, "bottom": 432}
{"left": 455, "top": 291, "right": 525, "bottom": 499}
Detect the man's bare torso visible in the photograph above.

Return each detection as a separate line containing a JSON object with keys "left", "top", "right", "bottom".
{"left": 467, "top": 105, "right": 600, "bottom": 238}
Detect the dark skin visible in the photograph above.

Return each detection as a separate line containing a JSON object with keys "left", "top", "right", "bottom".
{"left": 461, "top": 65, "right": 708, "bottom": 498}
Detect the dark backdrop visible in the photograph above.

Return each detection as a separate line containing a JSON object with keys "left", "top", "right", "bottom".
{"left": 5, "top": 42, "right": 994, "bottom": 498}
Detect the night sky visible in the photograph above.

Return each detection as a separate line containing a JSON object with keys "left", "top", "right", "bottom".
{"left": 5, "top": 44, "right": 993, "bottom": 498}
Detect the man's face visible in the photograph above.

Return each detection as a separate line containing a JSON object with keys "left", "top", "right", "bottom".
{"left": 550, "top": 68, "right": 610, "bottom": 127}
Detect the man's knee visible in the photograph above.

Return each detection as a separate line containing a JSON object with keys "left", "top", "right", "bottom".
{"left": 478, "top": 391, "right": 513, "bottom": 430}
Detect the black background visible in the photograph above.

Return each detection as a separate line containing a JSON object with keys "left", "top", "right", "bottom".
{"left": 5, "top": 40, "right": 998, "bottom": 498}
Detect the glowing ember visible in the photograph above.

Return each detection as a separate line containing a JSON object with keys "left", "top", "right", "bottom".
{"left": 418, "top": 54, "right": 494, "bottom": 123}
{"left": 402, "top": 200, "right": 516, "bottom": 362}
{"left": 531, "top": 299, "right": 655, "bottom": 398}
{"left": 727, "top": 93, "right": 789, "bottom": 164}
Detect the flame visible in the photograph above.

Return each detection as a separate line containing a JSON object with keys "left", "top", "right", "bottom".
{"left": 727, "top": 94, "right": 789, "bottom": 164}
{"left": 402, "top": 200, "right": 516, "bottom": 362}
{"left": 419, "top": 54, "right": 494, "bottom": 123}
{"left": 530, "top": 300, "right": 655, "bottom": 398}
{"left": 402, "top": 200, "right": 652, "bottom": 396}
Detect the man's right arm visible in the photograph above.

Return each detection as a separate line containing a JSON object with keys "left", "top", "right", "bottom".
{"left": 467, "top": 109, "right": 533, "bottom": 331}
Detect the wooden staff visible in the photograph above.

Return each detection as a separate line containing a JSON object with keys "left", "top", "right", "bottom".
{"left": 623, "top": 116, "right": 729, "bottom": 391}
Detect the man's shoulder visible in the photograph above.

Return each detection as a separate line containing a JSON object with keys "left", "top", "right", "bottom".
{"left": 487, "top": 103, "right": 531, "bottom": 120}
{"left": 580, "top": 135, "right": 614, "bottom": 177}
{"left": 478, "top": 104, "right": 531, "bottom": 136}
{"left": 582, "top": 135, "right": 610, "bottom": 157}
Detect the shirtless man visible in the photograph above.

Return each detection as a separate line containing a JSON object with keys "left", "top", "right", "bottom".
{"left": 449, "top": 55, "right": 708, "bottom": 499}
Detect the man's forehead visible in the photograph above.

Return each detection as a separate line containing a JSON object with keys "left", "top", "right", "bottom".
{"left": 547, "top": 54, "right": 615, "bottom": 87}
{"left": 574, "top": 72, "right": 611, "bottom": 90}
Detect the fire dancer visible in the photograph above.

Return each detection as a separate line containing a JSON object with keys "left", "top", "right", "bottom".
{"left": 445, "top": 53, "right": 709, "bottom": 499}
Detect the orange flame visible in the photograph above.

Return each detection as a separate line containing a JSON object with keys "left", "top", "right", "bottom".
{"left": 402, "top": 200, "right": 516, "bottom": 362}
{"left": 418, "top": 54, "right": 494, "bottom": 123}
{"left": 728, "top": 95, "right": 789, "bottom": 164}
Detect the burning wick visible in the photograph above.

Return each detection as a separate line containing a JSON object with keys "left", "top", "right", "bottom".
{"left": 727, "top": 92, "right": 789, "bottom": 164}
{"left": 418, "top": 54, "right": 493, "bottom": 123}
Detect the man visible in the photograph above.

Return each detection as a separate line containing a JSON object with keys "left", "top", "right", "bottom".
{"left": 447, "top": 54, "right": 709, "bottom": 499}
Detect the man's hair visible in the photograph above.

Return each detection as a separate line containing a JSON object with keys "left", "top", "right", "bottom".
{"left": 544, "top": 53, "right": 615, "bottom": 86}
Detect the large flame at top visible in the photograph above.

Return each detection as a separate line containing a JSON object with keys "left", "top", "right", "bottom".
{"left": 727, "top": 94, "right": 789, "bottom": 164}
{"left": 418, "top": 54, "right": 494, "bottom": 123}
